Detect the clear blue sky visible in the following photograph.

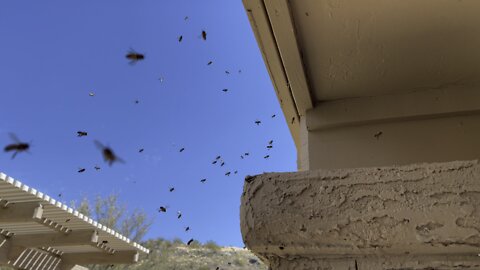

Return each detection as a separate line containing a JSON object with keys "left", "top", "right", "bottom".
{"left": 0, "top": 0, "right": 296, "bottom": 247}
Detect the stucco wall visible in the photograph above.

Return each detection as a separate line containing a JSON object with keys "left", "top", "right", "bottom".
{"left": 241, "top": 160, "right": 480, "bottom": 269}
{"left": 308, "top": 113, "right": 480, "bottom": 170}
{"left": 303, "top": 87, "right": 480, "bottom": 170}
{"left": 267, "top": 255, "right": 480, "bottom": 270}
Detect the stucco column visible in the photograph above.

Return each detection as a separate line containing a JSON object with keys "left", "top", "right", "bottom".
{"left": 241, "top": 160, "right": 480, "bottom": 270}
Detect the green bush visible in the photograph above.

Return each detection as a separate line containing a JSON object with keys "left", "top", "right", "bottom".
{"left": 172, "top": 238, "right": 184, "bottom": 245}
{"left": 204, "top": 240, "right": 221, "bottom": 251}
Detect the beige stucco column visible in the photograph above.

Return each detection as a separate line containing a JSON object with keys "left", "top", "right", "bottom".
{"left": 241, "top": 160, "right": 480, "bottom": 269}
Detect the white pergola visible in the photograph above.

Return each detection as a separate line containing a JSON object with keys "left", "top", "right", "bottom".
{"left": 0, "top": 172, "right": 149, "bottom": 270}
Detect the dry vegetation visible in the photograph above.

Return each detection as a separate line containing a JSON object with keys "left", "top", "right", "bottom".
{"left": 109, "top": 238, "right": 267, "bottom": 270}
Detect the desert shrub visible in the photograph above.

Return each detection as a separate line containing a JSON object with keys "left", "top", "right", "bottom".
{"left": 233, "top": 258, "right": 245, "bottom": 266}
{"left": 172, "top": 238, "right": 184, "bottom": 245}
{"left": 204, "top": 240, "right": 221, "bottom": 251}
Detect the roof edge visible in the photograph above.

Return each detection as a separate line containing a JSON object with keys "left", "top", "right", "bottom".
{"left": 243, "top": 0, "right": 313, "bottom": 151}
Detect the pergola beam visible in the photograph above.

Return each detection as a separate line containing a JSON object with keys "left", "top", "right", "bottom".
{"left": 11, "top": 230, "right": 98, "bottom": 248}
{"left": 0, "top": 201, "right": 43, "bottom": 223}
{"left": 34, "top": 217, "right": 71, "bottom": 234}
{"left": 61, "top": 251, "right": 139, "bottom": 265}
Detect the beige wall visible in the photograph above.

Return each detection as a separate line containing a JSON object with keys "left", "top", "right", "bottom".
{"left": 303, "top": 87, "right": 480, "bottom": 170}
{"left": 242, "top": 160, "right": 480, "bottom": 269}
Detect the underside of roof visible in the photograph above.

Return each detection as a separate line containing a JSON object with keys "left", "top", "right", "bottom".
{"left": 243, "top": 0, "right": 480, "bottom": 148}
{"left": 0, "top": 172, "right": 149, "bottom": 270}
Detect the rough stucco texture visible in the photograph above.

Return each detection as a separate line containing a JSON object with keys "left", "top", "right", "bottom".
{"left": 240, "top": 160, "right": 480, "bottom": 269}
{"left": 266, "top": 255, "right": 480, "bottom": 270}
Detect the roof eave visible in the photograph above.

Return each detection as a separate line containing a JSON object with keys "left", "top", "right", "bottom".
{"left": 243, "top": 0, "right": 313, "bottom": 150}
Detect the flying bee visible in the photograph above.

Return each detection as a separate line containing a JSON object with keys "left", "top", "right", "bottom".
{"left": 207, "top": 61, "right": 213, "bottom": 65}
{"left": 139, "top": 148, "right": 144, "bottom": 153}
{"left": 216, "top": 155, "right": 221, "bottom": 160}
{"left": 245, "top": 152, "right": 250, "bottom": 156}
{"left": 94, "top": 165, "right": 101, "bottom": 170}
{"left": 269, "top": 140, "right": 273, "bottom": 145}
{"left": 185, "top": 226, "right": 190, "bottom": 232}
{"left": 169, "top": 187, "right": 175, "bottom": 192}
{"left": 179, "top": 147, "right": 185, "bottom": 152}
{"left": 177, "top": 211, "right": 182, "bottom": 219}
{"left": 200, "top": 178, "right": 206, "bottom": 183}
{"left": 77, "top": 131, "right": 88, "bottom": 137}
{"left": 264, "top": 155, "right": 270, "bottom": 159}
{"left": 267, "top": 145, "right": 273, "bottom": 149}
{"left": 78, "top": 168, "right": 86, "bottom": 173}
{"left": 255, "top": 120, "right": 261, "bottom": 125}
{"left": 187, "top": 238, "right": 194, "bottom": 245}
{"left": 220, "top": 162, "right": 225, "bottom": 167}
{"left": 240, "top": 155, "right": 244, "bottom": 159}
{"left": 212, "top": 160, "right": 217, "bottom": 165}
{"left": 272, "top": 114, "right": 276, "bottom": 118}
{"left": 225, "top": 171, "right": 231, "bottom": 176}
{"left": 94, "top": 141, "right": 124, "bottom": 166}
{"left": 89, "top": 92, "right": 95, "bottom": 97}
{"left": 158, "top": 206, "right": 167, "bottom": 213}
{"left": 201, "top": 30, "right": 207, "bottom": 40}
{"left": 222, "top": 89, "right": 228, "bottom": 92}
{"left": 125, "top": 48, "right": 145, "bottom": 65}
{"left": 225, "top": 70, "right": 230, "bottom": 74}
{"left": 178, "top": 35, "right": 183, "bottom": 42}
{"left": 234, "top": 170, "right": 238, "bottom": 174}
{"left": 4, "top": 133, "right": 30, "bottom": 159}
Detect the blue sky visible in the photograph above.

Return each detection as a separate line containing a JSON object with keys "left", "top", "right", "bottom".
{"left": 0, "top": 0, "right": 296, "bottom": 247}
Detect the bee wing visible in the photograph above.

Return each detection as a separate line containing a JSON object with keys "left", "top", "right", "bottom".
{"left": 108, "top": 150, "right": 125, "bottom": 165}
{"left": 94, "top": 140, "right": 105, "bottom": 150}
{"left": 8, "top": 133, "right": 20, "bottom": 143}
{"left": 115, "top": 156, "right": 125, "bottom": 164}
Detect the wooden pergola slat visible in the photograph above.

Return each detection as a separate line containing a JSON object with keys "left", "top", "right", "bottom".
{"left": 0, "top": 172, "right": 149, "bottom": 270}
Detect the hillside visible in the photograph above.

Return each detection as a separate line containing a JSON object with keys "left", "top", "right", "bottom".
{"left": 91, "top": 238, "right": 268, "bottom": 270}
